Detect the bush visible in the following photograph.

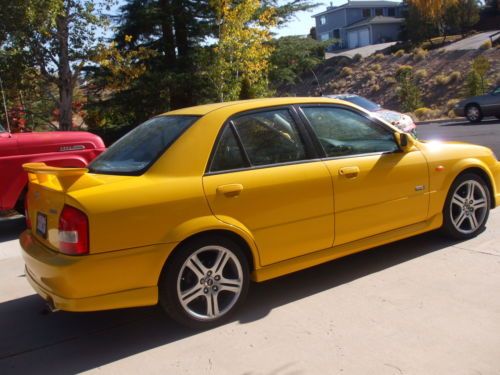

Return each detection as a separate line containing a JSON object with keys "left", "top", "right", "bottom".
{"left": 367, "top": 70, "right": 376, "bottom": 80}
{"left": 448, "top": 109, "right": 457, "bottom": 118}
{"left": 372, "top": 63, "right": 382, "bottom": 72}
{"left": 371, "top": 83, "right": 380, "bottom": 92}
{"left": 465, "top": 70, "right": 482, "bottom": 96}
{"left": 396, "top": 67, "right": 422, "bottom": 112}
{"left": 415, "top": 69, "right": 428, "bottom": 80}
{"left": 435, "top": 74, "right": 450, "bottom": 86}
{"left": 352, "top": 53, "right": 363, "bottom": 62}
{"left": 446, "top": 99, "right": 460, "bottom": 110}
{"left": 412, "top": 47, "right": 428, "bottom": 62}
{"left": 480, "top": 40, "right": 492, "bottom": 50}
{"left": 385, "top": 76, "right": 397, "bottom": 85}
{"left": 414, "top": 107, "right": 440, "bottom": 120}
{"left": 396, "top": 65, "right": 413, "bottom": 77}
{"left": 373, "top": 53, "right": 385, "bottom": 60}
{"left": 393, "top": 49, "right": 405, "bottom": 57}
{"left": 449, "top": 71, "right": 461, "bottom": 83}
{"left": 340, "top": 66, "right": 353, "bottom": 77}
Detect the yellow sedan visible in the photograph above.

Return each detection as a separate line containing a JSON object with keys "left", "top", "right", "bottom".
{"left": 20, "top": 98, "right": 500, "bottom": 328}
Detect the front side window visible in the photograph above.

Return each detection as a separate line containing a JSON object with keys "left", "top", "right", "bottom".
{"left": 301, "top": 106, "right": 399, "bottom": 157}
{"left": 89, "top": 115, "right": 198, "bottom": 175}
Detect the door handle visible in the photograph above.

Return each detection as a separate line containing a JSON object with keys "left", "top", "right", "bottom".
{"left": 339, "top": 166, "right": 360, "bottom": 177}
{"left": 216, "top": 184, "right": 243, "bottom": 197}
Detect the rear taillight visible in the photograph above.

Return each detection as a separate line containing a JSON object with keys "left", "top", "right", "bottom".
{"left": 25, "top": 197, "right": 31, "bottom": 229}
{"left": 58, "top": 205, "right": 89, "bottom": 255}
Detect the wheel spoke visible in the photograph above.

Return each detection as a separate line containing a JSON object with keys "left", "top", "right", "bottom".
{"left": 454, "top": 211, "right": 467, "bottom": 228}
{"left": 219, "top": 277, "right": 242, "bottom": 294}
{"left": 180, "top": 286, "right": 204, "bottom": 305}
{"left": 206, "top": 294, "right": 220, "bottom": 318}
{"left": 187, "top": 255, "right": 207, "bottom": 278}
{"left": 472, "top": 198, "right": 486, "bottom": 210}
{"left": 469, "top": 213, "right": 479, "bottom": 229}
{"left": 452, "top": 195, "right": 466, "bottom": 206}
{"left": 213, "top": 250, "right": 229, "bottom": 273}
{"left": 466, "top": 182, "right": 475, "bottom": 200}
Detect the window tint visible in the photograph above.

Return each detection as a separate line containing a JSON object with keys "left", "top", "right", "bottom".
{"left": 301, "top": 106, "right": 398, "bottom": 157}
{"left": 210, "top": 125, "right": 248, "bottom": 172}
{"left": 89, "top": 115, "right": 198, "bottom": 174}
{"left": 232, "top": 109, "right": 307, "bottom": 166}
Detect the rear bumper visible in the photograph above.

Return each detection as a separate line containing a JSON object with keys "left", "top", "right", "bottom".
{"left": 20, "top": 230, "right": 177, "bottom": 312}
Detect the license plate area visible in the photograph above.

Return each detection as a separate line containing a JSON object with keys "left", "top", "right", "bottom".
{"left": 36, "top": 212, "right": 48, "bottom": 238}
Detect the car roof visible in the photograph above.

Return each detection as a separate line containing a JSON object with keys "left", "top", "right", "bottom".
{"left": 165, "top": 97, "right": 354, "bottom": 116}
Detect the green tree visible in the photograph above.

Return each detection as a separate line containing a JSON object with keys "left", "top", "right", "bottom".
{"left": 0, "top": 0, "right": 113, "bottom": 130}
{"left": 472, "top": 55, "right": 491, "bottom": 94}
{"left": 269, "top": 36, "right": 326, "bottom": 89}
{"left": 444, "top": 0, "right": 480, "bottom": 35}
{"left": 396, "top": 66, "right": 422, "bottom": 112}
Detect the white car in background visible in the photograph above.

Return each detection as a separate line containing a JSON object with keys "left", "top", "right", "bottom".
{"left": 325, "top": 94, "right": 417, "bottom": 137}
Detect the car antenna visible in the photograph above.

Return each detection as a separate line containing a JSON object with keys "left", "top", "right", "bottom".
{"left": 310, "top": 68, "right": 323, "bottom": 96}
{"left": 0, "top": 75, "right": 12, "bottom": 137}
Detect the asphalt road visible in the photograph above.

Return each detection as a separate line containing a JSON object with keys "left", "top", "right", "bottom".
{"left": 1, "top": 119, "right": 500, "bottom": 374}
{"left": 417, "top": 117, "right": 500, "bottom": 156}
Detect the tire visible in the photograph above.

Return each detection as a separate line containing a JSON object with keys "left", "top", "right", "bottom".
{"left": 441, "top": 173, "right": 491, "bottom": 240}
{"left": 465, "top": 104, "right": 483, "bottom": 123}
{"left": 158, "top": 235, "right": 250, "bottom": 329}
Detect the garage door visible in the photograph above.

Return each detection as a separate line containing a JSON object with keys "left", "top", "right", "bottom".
{"left": 359, "top": 28, "right": 370, "bottom": 46}
{"left": 347, "top": 31, "right": 358, "bottom": 49}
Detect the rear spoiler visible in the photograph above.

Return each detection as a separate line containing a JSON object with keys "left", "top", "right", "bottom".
{"left": 23, "top": 162, "right": 102, "bottom": 192}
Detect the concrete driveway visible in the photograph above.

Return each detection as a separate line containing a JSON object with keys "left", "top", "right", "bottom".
{"left": 440, "top": 30, "right": 500, "bottom": 51}
{"left": 1, "top": 210, "right": 500, "bottom": 374}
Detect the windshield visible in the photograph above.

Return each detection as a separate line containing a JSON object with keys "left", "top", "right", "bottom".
{"left": 88, "top": 115, "right": 199, "bottom": 175}
{"left": 339, "top": 96, "right": 381, "bottom": 112}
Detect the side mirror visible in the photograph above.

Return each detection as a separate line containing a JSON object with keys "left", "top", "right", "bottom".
{"left": 394, "top": 132, "right": 415, "bottom": 152}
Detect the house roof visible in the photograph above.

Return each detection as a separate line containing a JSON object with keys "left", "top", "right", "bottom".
{"left": 313, "top": 1, "right": 401, "bottom": 18}
{"left": 344, "top": 15, "right": 404, "bottom": 30}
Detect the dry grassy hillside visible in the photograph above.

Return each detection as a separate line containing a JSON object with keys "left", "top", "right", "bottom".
{"left": 281, "top": 46, "right": 500, "bottom": 120}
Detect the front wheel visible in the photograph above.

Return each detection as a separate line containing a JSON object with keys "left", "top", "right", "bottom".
{"left": 441, "top": 173, "right": 490, "bottom": 240}
{"left": 159, "top": 235, "right": 250, "bottom": 329}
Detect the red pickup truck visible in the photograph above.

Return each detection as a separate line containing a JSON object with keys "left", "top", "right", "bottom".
{"left": 0, "top": 124, "right": 105, "bottom": 212}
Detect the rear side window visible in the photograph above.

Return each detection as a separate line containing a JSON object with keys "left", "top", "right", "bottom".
{"left": 89, "top": 115, "right": 198, "bottom": 175}
{"left": 232, "top": 109, "right": 307, "bottom": 166}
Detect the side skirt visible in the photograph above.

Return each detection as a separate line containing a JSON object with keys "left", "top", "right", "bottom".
{"left": 252, "top": 213, "right": 443, "bottom": 282}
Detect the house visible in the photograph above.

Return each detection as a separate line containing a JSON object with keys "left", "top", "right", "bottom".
{"left": 313, "top": 1, "right": 404, "bottom": 49}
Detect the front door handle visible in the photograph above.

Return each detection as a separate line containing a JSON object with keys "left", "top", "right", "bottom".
{"left": 216, "top": 184, "right": 244, "bottom": 197}
{"left": 339, "top": 166, "right": 360, "bottom": 177}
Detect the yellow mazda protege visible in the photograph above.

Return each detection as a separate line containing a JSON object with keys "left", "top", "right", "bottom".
{"left": 20, "top": 98, "right": 500, "bottom": 328}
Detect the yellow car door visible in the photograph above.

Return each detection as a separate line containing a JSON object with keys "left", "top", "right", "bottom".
{"left": 203, "top": 108, "right": 334, "bottom": 266}
{"left": 299, "top": 105, "right": 429, "bottom": 246}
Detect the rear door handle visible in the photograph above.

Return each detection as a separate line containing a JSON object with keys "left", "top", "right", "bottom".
{"left": 339, "top": 166, "right": 360, "bottom": 177}
{"left": 216, "top": 184, "right": 243, "bottom": 197}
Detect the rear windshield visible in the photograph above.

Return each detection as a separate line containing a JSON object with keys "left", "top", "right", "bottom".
{"left": 88, "top": 115, "right": 199, "bottom": 175}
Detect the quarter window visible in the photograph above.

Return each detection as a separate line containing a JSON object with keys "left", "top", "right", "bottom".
{"left": 301, "top": 106, "right": 399, "bottom": 157}
{"left": 232, "top": 109, "right": 308, "bottom": 167}
{"left": 210, "top": 125, "right": 249, "bottom": 172}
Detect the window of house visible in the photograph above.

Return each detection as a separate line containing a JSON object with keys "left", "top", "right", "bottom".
{"left": 362, "top": 8, "right": 371, "bottom": 17}
{"left": 333, "top": 29, "right": 340, "bottom": 39}
{"left": 320, "top": 16, "right": 326, "bottom": 25}
{"left": 388, "top": 8, "right": 395, "bottom": 17}
{"left": 375, "top": 8, "right": 383, "bottom": 16}
{"left": 320, "top": 32, "right": 329, "bottom": 41}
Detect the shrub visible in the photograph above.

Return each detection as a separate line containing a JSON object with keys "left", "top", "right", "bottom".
{"left": 372, "top": 63, "right": 382, "bottom": 72}
{"left": 396, "top": 68, "right": 422, "bottom": 112}
{"left": 435, "top": 74, "right": 450, "bottom": 86}
{"left": 480, "top": 40, "right": 492, "bottom": 50}
{"left": 385, "top": 76, "right": 397, "bottom": 85}
{"left": 465, "top": 70, "right": 482, "bottom": 96}
{"left": 448, "top": 109, "right": 457, "bottom": 118}
{"left": 412, "top": 47, "right": 428, "bottom": 62}
{"left": 340, "top": 66, "right": 353, "bottom": 77}
{"left": 414, "top": 107, "right": 439, "bottom": 120}
{"left": 371, "top": 83, "right": 380, "bottom": 92}
{"left": 396, "top": 65, "right": 413, "bottom": 77}
{"left": 393, "top": 49, "right": 405, "bottom": 57}
{"left": 415, "top": 69, "right": 428, "bottom": 80}
{"left": 367, "top": 70, "right": 376, "bottom": 80}
{"left": 446, "top": 99, "right": 460, "bottom": 110}
{"left": 449, "top": 71, "right": 461, "bottom": 83}
{"left": 352, "top": 53, "right": 363, "bottom": 62}
{"left": 373, "top": 53, "right": 385, "bottom": 60}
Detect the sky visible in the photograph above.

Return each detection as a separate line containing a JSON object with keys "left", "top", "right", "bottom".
{"left": 274, "top": 0, "right": 345, "bottom": 37}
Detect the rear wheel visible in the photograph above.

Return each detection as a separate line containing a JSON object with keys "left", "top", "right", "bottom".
{"left": 159, "top": 235, "right": 250, "bottom": 329}
{"left": 441, "top": 173, "right": 490, "bottom": 240}
{"left": 465, "top": 105, "right": 483, "bottom": 123}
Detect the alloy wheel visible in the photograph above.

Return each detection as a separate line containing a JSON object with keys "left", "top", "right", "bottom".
{"left": 450, "top": 180, "right": 488, "bottom": 234}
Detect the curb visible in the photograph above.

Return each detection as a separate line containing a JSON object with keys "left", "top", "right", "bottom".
{"left": 416, "top": 118, "right": 458, "bottom": 125}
